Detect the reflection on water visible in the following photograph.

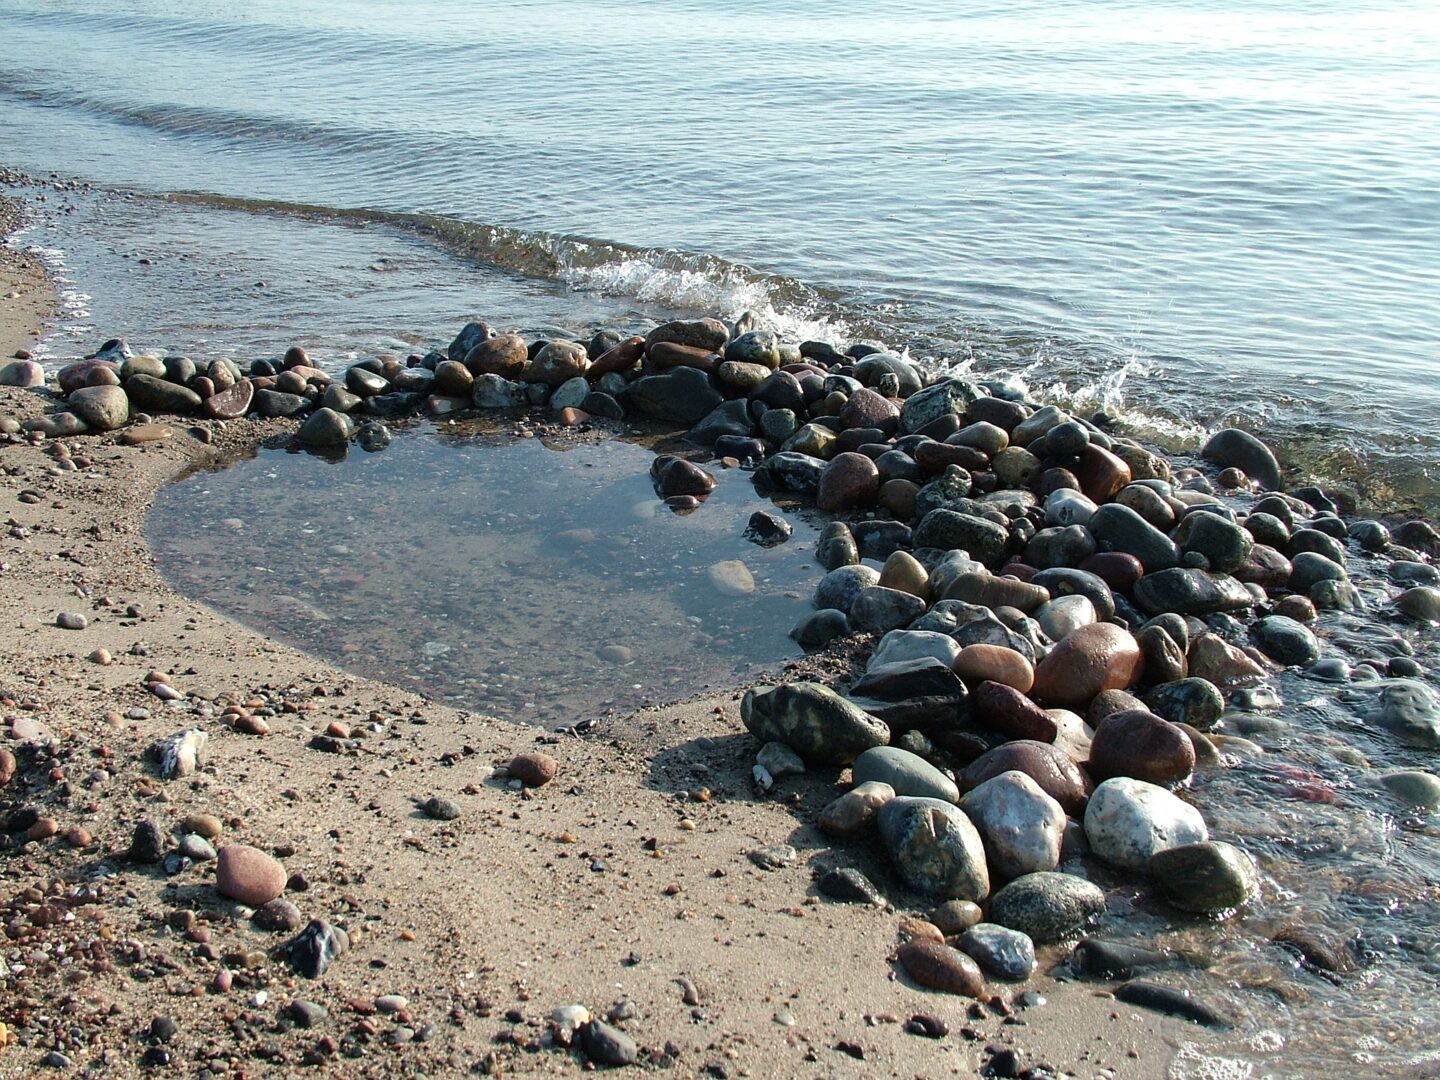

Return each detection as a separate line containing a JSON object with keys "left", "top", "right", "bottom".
{"left": 148, "top": 424, "right": 818, "bottom": 726}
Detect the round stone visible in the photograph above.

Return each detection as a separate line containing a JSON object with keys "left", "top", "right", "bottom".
{"left": 1031, "top": 623, "right": 1143, "bottom": 708}
{"left": 961, "top": 740, "right": 1091, "bottom": 816}
{"left": 509, "top": 752, "right": 559, "bottom": 787}
{"left": 953, "top": 645, "right": 1034, "bottom": 694}
{"left": 1087, "top": 709, "right": 1196, "bottom": 786}
{"left": 851, "top": 746, "right": 959, "bottom": 803}
{"left": 958, "top": 770, "right": 1065, "bottom": 880}
{"left": 877, "top": 797, "right": 990, "bottom": 901}
{"left": 1083, "top": 777, "right": 1208, "bottom": 871}
{"left": 215, "top": 844, "right": 286, "bottom": 908}
{"left": 957, "top": 923, "right": 1037, "bottom": 981}
{"left": 895, "top": 939, "right": 985, "bottom": 997}
{"left": 741, "top": 683, "right": 888, "bottom": 766}
{"left": 987, "top": 871, "right": 1105, "bottom": 944}
{"left": 1149, "top": 841, "right": 1259, "bottom": 914}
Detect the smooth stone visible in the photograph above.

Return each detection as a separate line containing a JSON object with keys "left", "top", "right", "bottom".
{"left": 837, "top": 386, "right": 900, "bottom": 434}
{"left": 0, "top": 359, "right": 44, "bottom": 387}
{"left": 548, "top": 375, "right": 590, "bottom": 411}
{"left": 128, "top": 821, "right": 165, "bottom": 864}
{"left": 959, "top": 770, "right": 1065, "bottom": 879}
{"left": 973, "top": 681, "right": 1058, "bottom": 742}
{"left": 1201, "top": 428, "right": 1282, "bottom": 491}
{"left": 650, "top": 454, "right": 717, "bottom": 498}
{"left": 1032, "top": 594, "right": 1097, "bottom": 642}
{"left": 686, "top": 398, "right": 752, "bottom": 444}
{"left": 814, "top": 563, "right": 879, "bottom": 613}
{"left": 877, "top": 550, "right": 929, "bottom": 599}
{"left": 1071, "top": 938, "right": 1175, "bottom": 979}
{"left": 741, "top": 683, "right": 889, "bottom": 765}
{"left": 253, "top": 898, "right": 304, "bottom": 932}
{"left": 913, "top": 510, "right": 1010, "bottom": 568}
{"left": 1087, "top": 709, "right": 1196, "bottom": 786}
{"left": 1133, "top": 568, "right": 1255, "bottom": 616}
{"left": 1031, "top": 623, "right": 1143, "bottom": 708}
{"left": 178, "top": 833, "right": 217, "bottom": 862}
{"left": 817, "top": 452, "right": 881, "bottom": 511}
{"left": 707, "top": 560, "right": 755, "bottom": 596}
{"left": 529, "top": 340, "right": 590, "bottom": 386}
{"left": 26, "top": 411, "right": 89, "bottom": 437}
{"left": 870, "top": 630, "right": 961, "bottom": 671}
{"left": 121, "top": 422, "right": 175, "bottom": 445}
{"left": 941, "top": 571, "right": 1050, "bottom": 614}
{"left": 125, "top": 372, "right": 203, "bottom": 413}
{"left": 987, "top": 871, "right": 1105, "bottom": 944}
{"left": 850, "top": 585, "right": 927, "bottom": 633}
{"left": 961, "top": 740, "right": 1091, "bottom": 816}
{"left": 1187, "top": 633, "right": 1266, "bottom": 689}
{"left": 287, "top": 1001, "right": 328, "bottom": 1029}
{"left": 1076, "top": 443, "right": 1132, "bottom": 503}
{"left": 215, "top": 845, "right": 286, "bottom": 907}
{"left": 744, "top": 511, "right": 792, "bottom": 547}
{"left": 205, "top": 380, "right": 254, "bottom": 419}
{"left": 1251, "top": 615, "right": 1320, "bottom": 666}
{"left": 900, "top": 378, "right": 982, "bottom": 435}
{"left": 853, "top": 746, "right": 959, "bottom": 802}
{"left": 1045, "top": 488, "right": 1098, "bottom": 528}
{"left": 1178, "top": 511, "right": 1253, "bottom": 574}
{"left": 1378, "top": 770, "right": 1440, "bottom": 809}
{"left": 67, "top": 385, "right": 131, "bottom": 430}
{"left": 1364, "top": 680, "right": 1440, "bottom": 747}
{"left": 508, "top": 752, "right": 559, "bottom": 786}
{"left": 724, "top": 329, "right": 782, "bottom": 369}
{"left": 818, "top": 867, "right": 887, "bottom": 905}
{"left": 1113, "top": 981, "right": 1232, "bottom": 1028}
{"left": 463, "top": 334, "right": 528, "bottom": 378}
{"left": 815, "top": 521, "right": 859, "bottom": 570}
{"left": 790, "top": 609, "right": 851, "bottom": 650}
{"left": 818, "top": 780, "right": 896, "bottom": 835}
{"left": 1395, "top": 587, "right": 1440, "bottom": 623}
{"left": 1030, "top": 567, "right": 1116, "bottom": 622}
{"left": 877, "top": 797, "right": 990, "bottom": 900}
{"left": 422, "top": 796, "right": 462, "bottom": 821}
{"left": 851, "top": 656, "right": 967, "bottom": 703}
{"left": 1289, "top": 550, "right": 1347, "bottom": 592}
{"left": 298, "top": 407, "right": 353, "bottom": 447}
{"left": 756, "top": 741, "right": 805, "bottom": 781}
{"left": 646, "top": 317, "right": 729, "bottom": 353}
{"left": 1149, "top": 841, "right": 1259, "bottom": 913}
{"left": 1084, "top": 777, "right": 1208, "bottom": 871}
{"left": 56, "top": 611, "right": 89, "bottom": 630}
{"left": 765, "top": 450, "right": 827, "bottom": 495}
{"left": 620, "top": 365, "right": 722, "bottom": 424}
{"left": 895, "top": 940, "right": 985, "bottom": 996}
{"left": 447, "top": 320, "right": 495, "bottom": 362}
{"left": 1144, "top": 678, "right": 1223, "bottom": 731}
{"left": 1087, "top": 504, "right": 1181, "bottom": 572}
{"left": 958, "top": 924, "right": 1037, "bottom": 981}
{"left": 254, "top": 389, "right": 310, "bottom": 417}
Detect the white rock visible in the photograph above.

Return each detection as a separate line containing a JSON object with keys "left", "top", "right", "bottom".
{"left": 1032, "top": 594, "right": 1097, "bottom": 642}
{"left": 1084, "top": 777, "right": 1208, "bottom": 871}
{"left": 958, "top": 770, "right": 1065, "bottom": 880}
{"left": 867, "top": 629, "right": 962, "bottom": 671}
{"left": 1045, "top": 488, "right": 1098, "bottom": 527}
{"left": 707, "top": 560, "right": 755, "bottom": 596}
{"left": 158, "top": 729, "right": 208, "bottom": 779}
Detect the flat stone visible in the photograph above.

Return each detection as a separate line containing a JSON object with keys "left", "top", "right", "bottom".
{"left": 852, "top": 746, "right": 959, "bottom": 802}
{"left": 850, "top": 586, "right": 926, "bottom": 633}
{"left": 818, "top": 867, "right": 887, "bottom": 905}
{"left": 707, "top": 560, "right": 755, "bottom": 596}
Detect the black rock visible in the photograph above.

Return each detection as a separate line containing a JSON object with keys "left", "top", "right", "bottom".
{"left": 1201, "top": 428, "right": 1282, "bottom": 491}
{"left": 578, "top": 1019, "right": 638, "bottom": 1067}
{"left": 1070, "top": 938, "right": 1174, "bottom": 979}
{"left": 290, "top": 919, "right": 349, "bottom": 979}
{"left": 743, "top": 511, "right": 793, "bottom": 547}
{"left": 852, "top": 520, "right": 914, "bottom": 560}
{"left": 128, "top": 821, "right": 165, "bottom": 864}
{"left": 148, "top": 1016, "right": 179, "bottom": 1044}
{"left": 818, "top": 867, "right": 887, "bottom": 905}
{"left": 1113, "top": 980, "right": 1231, "bottom": 1028}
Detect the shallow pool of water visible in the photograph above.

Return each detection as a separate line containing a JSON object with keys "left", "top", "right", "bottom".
{"left": 149, "top": 424, "right": 819, "bottom": 726}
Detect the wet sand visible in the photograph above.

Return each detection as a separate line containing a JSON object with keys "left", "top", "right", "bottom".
{"left": 0, "top": 194, "right": 1205, "bottom": 1075}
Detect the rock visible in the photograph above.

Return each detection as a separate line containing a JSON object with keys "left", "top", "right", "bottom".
{"left": 357, "top": 422, "right": 391, "bottom": 451}
{"left": 898, "top": 379, "right": 981, "bottom": 435}
{"left": 128, "top": 821, "right": 165, "bottom": 864}
{"left": 254, "top": 898, "right": 304, "bottom": 932}
{"left": 818, "top": 780, "right": 896, "bottom": 835}
{"left": 1187, "top": 633, "right": 1266, "bottom": 689}
{"left": 290, "top": 919, "right": 349, "bottom": 979}
{"left": 1289, "top": 550, "right": 1347, "bottom": 593}
{"left": 124, "top": 373, "right": 203, "bottom": 413}
{"left": 67, "top": 385, "right": 131, "bottom": 430}
{"left": 987, "top": 871, "right": 1105, "bottom": 944}
{"left": 509, "top": 752, "right": 559, "bottom": 786}
{"left": 121, "top": 422, "right": 175, "bottom": 446}
{"left": 422, "top": 796, "right": 462, "bottom": 821}
{"left": 765, "top": 450, "right": 827, "bottom": 495}
{"left": 1143, "top": 678, "right": 1223, "bottom": 731}
{"left": 852, "top": 746, "right": 959, "bottom": 802}
{"left": 216, "top": 845, "right": 287, "bottom": 907}
{"left": 749, "top": 843, "right": 798, "bottom": 870}
{"left": 578, "top": 1019, "right": 639, "bottom": 1067}
{"left": 179, "top": 833, "right": 217, "bottom": 861}
{"left": 1136, "top": 625, "right": 1187, "bottom": 685}
{"left": 818, "top": 867, "right": 886, "bottom": 905}
{"left": 1378, "top": 770, "right": 1440, "bottom": 809}
{"left": 1083, "top": 777, "right": 1208, "bottom": 871}
{"left": 298, "top": 407, "right": 354, "bottom": 447}
{"left": 1087, "top": 504, "right": 1181, "bottom": 572}
{"left": 1201, "top": 428, "right": 1282, "bottom": 491}
{"left": 254, "top": 389, "right": 310, "bottom": 417}
{"left": 157, "top": 729, "right": 208, "bottom": 779}
{"left": 913, "top": 510, "right": 1010, "bottom": 568}
{"left": 650, "top": 454, "right": 717, "bottom": 499}
{"left": 850, "top": 586, "right": 926, "bottom": 633}
{"left": 1031, "top": 623, "right": 1143, "bottom": 707}
{"left": 204, "top": 380, "right": 254, "bottom": 419}
{"left": 816, "top": 452, "right": 880, "bottom": 512}
{"left": 870, "top": 630, "right": 961, "bottom": 671}
{"left": 959, "top": 770, "right": 1065, "bottom": 879}
{"left": 815, "top": 521, "right": 859, "bottom": 570}
{"left": 1149, "top": 841, "right": 1258, "bottom": 913}
{"left": 852, "top": 656, "right": 966, "bottom": 703}
{"left": 972, "top": 681, "right": 1057, "bottom": 742}
{"left": 1251, "top": 615, "right": 1319, "bottom": 666}
{"left": 954, "top": 645, "right": 1035, "bottom": 694}
{"left": 1133, "top": 568, "right": 1254, "bottom": 616}
{"left": 895, "top": 940, "right": 985, "bottom": 996}
{"left": 958, "top": 924, "right": 1037, "bottom": 981}
{"left": 1364, "top": 680, "right": 1440, "bottom": 747}
{"left": 707, "top": 560, "right": 755, "bottom": 596}
{"left": 56, "top": 611, "right": 88, "bottom": 630}
{"left": 1396, "top": 586, "right": 1440, "bottom": 623}
{"left": 549, "top": 375, "right": 590, "bottom": 411}
{"left": 941, "top": 572, "right": 1051, "bottom": 615}
{"left": 463, "top": 334, "right": 528, "bottom": 378}
{"left": 789, "top": 609, "right": 851, "bottom": 650}
{"left": 448, "top": 320, "right": 495, "bottom": 362}
{"left": 1071, "top": 938, "right": 1174, "bottom": 979}
{"left": 742, "top": 683, "right": 889, "bottom": 766}
{"left": 1114, "top": 981, "right": 1232, "bottom": 1028}
{"left": 620, "top": 366, "right": 722, "bottom": 424}
{"left": 287, "top": 1000, "right": 328, "bottom": 1029}
{"left": 0, "top": 359, "right": 44, "bottom": 386}
{"left": 527, "top": 340, "right": 589, "bottom": 384}
{"left": 743, "top": 511, "right": 792, "bottom": 548}
{"left": 1087, "top": 710, "right": 1195, "bottom": 786}
{"left": 814, "top": 564, "right": 881, "bottom": 614}
{"left": 647, "top": 317, "right": 729, "bottom": 353}
{"left": 724, "top": 329, "right": 782, "bottom": 369}
{"left": 877, "top": 797, "right": 990, "bottom": 900}
{"left": 1178, "top": 511, "right": 1253, "bottom": 574}
{"left": 962, "top": 741, "right": 1091, "bottom": 816}
{"left": 686, "top": 398, "right": 751, "bottom": 444}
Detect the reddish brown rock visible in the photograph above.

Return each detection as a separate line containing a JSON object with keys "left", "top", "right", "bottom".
{"left": 961, "top": 740, "right": 1092, "bottom": 816}
{"left": 215, "top": 844, "right": 286, "bottom": 908}
{"left": 509, "top": 752, "right": 558, "bottom": 787}
{"left": 650, "top": 455, "right": 717, "bottom": 499}
{"left": 1080, "top": 552, "right": 1145, "bottom": 594}
{"left": 0, "top": 748, "right": 14, "bottom": 786}
{"left": 57, "top": 359, "right": 119, "bottom": 395}
{"left": 1187, "top": 633, "right": 1266, "bottom": 689}
{"left": 204, "top": 380, "right": 254, "bottom": 420}
{"left": 1031, "top": 623, "right": 1144, "bottom": 708}
{"left": 816, "top": 453, "right": 881, "bottom": 512}
{"left": 1077, "top": 444, "right": 1132, "bottom": 503}
{"left": 915, "top": 440, "right": 989, "bottom": 474}
{"left": 1087, "top": 709, "right": 1196, "bottom": 786}
{"left": 838, "top": 387, "right": 900, "bottom": 435}
{"left": 1136, "top": 624, "right": 1187, "bottom": 684}
{"left": 648, "top": 341, "right": 719, "bottom": 373}
{"left": 895, "top": 940, "right": 985, "bottom": 997}
{"left": 559, "top": 407, "right": 590, "bottom": 426}
{"left": 954, "top": 646, "right": 1035, "bottom": 694}
{"left": 464, "top": 334, "right": 529, "bottom": 379}
{"left": 972, "top": 681, "right": 1058, "bottom": 742}
{"left": 1233, "top": 544, "right": 1292, "bottom": 589}
{"left": 879, "top": 478, "right": 919, "bottom": 519}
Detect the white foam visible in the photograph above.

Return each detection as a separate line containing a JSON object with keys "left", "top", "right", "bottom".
{"left": 1168, "top": 1044, "right": 1254, "bottom": 1080}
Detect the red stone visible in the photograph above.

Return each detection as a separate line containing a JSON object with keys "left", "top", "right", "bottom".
{"left": 1031, "top": 623, "right": 1144, "bottom": 708}
{"left": 589, "top": 336, "right": 646, "bottom": 378}
{"left": 1087, "top": 709, "right": 1195, "bottom": 786}
{"left": 204, "top": 380, "right": 254, "bottom": 420}
{"left": 816, "top": 453, "right": 880, "bottom": 512}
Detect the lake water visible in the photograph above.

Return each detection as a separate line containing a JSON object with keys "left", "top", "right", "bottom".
{"left": 2, "top": 0, "right": 1438, "bottom": 509}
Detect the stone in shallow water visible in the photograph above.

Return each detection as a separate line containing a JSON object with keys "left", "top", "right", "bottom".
{"left": 741, "top": 683, "right": 888, "bottom": 766}
{"left": 707, "top": 560, "right": 755, "bottom": 596}
{"left": 1251, "top": 615, "right": 1319, "bottom": 666}
{"left": 1364, "top": 680, "right": 1440, "bottom": 748}
{"left": 789, "top": 609, "right": 850, "bottom": 650}
{"left": 1201, "top": 428, "right": 1282, "bottom": 491}
{"left": 1149, "top": 841, "right": 1258, "bottom": 914}
{"left": 743, "top": 510, "right": 792, "bottom": 547}
{"left": 1084, "top": 777, "right": 1208, "bottom": 871}
{"left": 1378, "top": 770, "right": 1440, "bottom": 809}
{"left": 987, "top": 871, "right": 1105, "bottom": 944}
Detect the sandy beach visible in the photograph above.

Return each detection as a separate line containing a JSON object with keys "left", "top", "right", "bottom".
{"left": 0, "top": 193, "right": 1215, "bottom": 1077}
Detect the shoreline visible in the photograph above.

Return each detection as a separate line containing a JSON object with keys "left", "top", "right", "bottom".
{"left": 0, "top": 191, "right": 54, "bottom": 361}
{"left": 0, "top": 197, "right": 1198, "bottom": 1075}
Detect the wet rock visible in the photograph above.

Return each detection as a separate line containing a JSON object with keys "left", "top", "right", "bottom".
{"left": 1364, "top": 680, "right": 1440, "bottom": 748}
{"left": 741, "top": 683, "right": 889, "bottom": 766}
{"left": 955, "top": 645, "right": 1035, "bottom": 694}
{"left": 765, "top": 450, "right": 827, "bottom": 494}
{"left": 708, "top": 560, "right": 755, "bottom": 596}
{"left": 1143, "top": 678, "right": 1223, "bottom": 731}
{"left": 1177, "top": 510, "right": 1253, "bottom": 574}
{"left": 851, "top": 657, "right": 966, "bottom": 705}
{"left": 815, "top": 521, "right": 859, "bottom": 570}
{"left": 814, "top": 564, "right": 880, "bottom": 613}
{"left": 972, "top": 681, "right": 1057, "bottom": 742}
{"left": 125, "top": 372, "right": 203, "bottom": 413}
{"left": 1087, "top": 709, "right": 1195, "bottom": 786}
{"left": 1031, "top": 623, "right": 1143, "bottom": 708}
{"left": 852, "top": 746, "right": 959, "bottom": 802}
{"left": 878, "top": 550, "right": 930, "bottom": 599}
{"left": 647, "top": 317, "right": 729, "bottom": 353}
{"left": 987, "top": 871, "right": 1105, "bottom": 944}
{"left": 298, "top": 407, "right": 354, "bottom": 447}
{"left": 620, "top": 366, "right": 723, "bottom": 424}
{"left": 789, "top": 609, "right": 851, "bottom": 650}
{"left": 1396, "top": 586, "right": 1440, "bottom": 623}
{"left": 463, "top": 334, "right": 529, "bottom": 378}
{"left": 650, "top": 454, "right": 717, "bottom": 499}
{"left": 1187, "top": 633, "right": 1266, "bottom": 689}
{"left": 958, "top": 770, "right": 1065, "bottom": 879}
{"left": 900, "top": 378, "right": 982, "bottom": 435}
{"left": 1084, "top": 777, "right": 1207, "bottom": 871}
{"left": 255, "top": 389, "right": 310, "bottom": 417}
{"left": 1114, "top": 981, "right": 1231, "bottom": 1028}
{"left": 961, "top": 741, "right": 1091, "bottom": 817}
{"left": 896, "top": 939, "right": 986, "bottom": 996}
{"left": 1201, "top": 428, "right": 1282, "bottom": 491}
{"left": 914, "top": 510, "right": 1010, "bottom": 567}
{"left": 1149, "top": 841, "right": 1258, "bottom": 913}
{"left": 1136, "top": 624, "right": 1187, "bottom": 685}
{"left": 509, "top": 752, "right": 559, "bottom": 786}
{"left": 877, "top": 797, "right": 990, "bottom": 900}
{"left": 1070, "top": 938, "right": 1174, "bottom": 979}
{"left": 1289, "top": 551, "right": 1347, "bottom": 593}
{"left": 818, "top": 780, "right": 896, "bottom": 835}
{"left": 744, "top": 510, "right": 792, "bottom": 547}
{"left": 1133, "top": 568, "right": 1254, "bottom": 616}
{"left": 290, "top": 919, "right": 349, "bottom": 979}
{"left": 1251, "top": 615, "right": 1319, "bottom": 666}
{"left": 1087, "top": 504, "right": 1181, "bottom": 572}
{"left": 1378, "top": 769, "right": 1440, "bottom": 809}
{"left": 957, "top": 924, "right": 1037, "bottom": 981}
{"left": 850, "top": 585, "right": 926, "bottom": 633}
{"left": 818, "top": 867, "right": 887, "bottom": 905}
{"left": 838, "top": 386, "right": 900, "bottom": 434}
{"left": 216, "top": 844, "right": 287, "bottom": 907}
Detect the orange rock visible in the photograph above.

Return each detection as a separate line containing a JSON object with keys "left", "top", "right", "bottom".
{"left": 588, "top": 336, "right": 645, "bottom": 378}
{"left": 215, "top": 844, "right": 286, "bottom": 907}
{"left": 954, "top": 644, "right": 1035, "bottom": 694}
{"left": 1031, "top": 623, "right": 1143, "bottom": 707}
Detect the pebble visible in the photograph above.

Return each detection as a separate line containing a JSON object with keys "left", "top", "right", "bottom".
{"left": 215, "top": 844, "right": 287, "bottom": 907}
{"left": 818, "top": 781, "right": 895, "bottom": 835}
{"left": 818, "top": 867, "right": 886, "bottom": 905}
{"left": 182, "top": 813, "right": 223, "bottom": 839}
{"left": 578, "top": 1019, "right": 638, "bottom": 1067}
{"left": 1149, "top": 841, "right": 1259, "bottom": 914}
{"left": 957, "top": 924, "right": 1037, "bottom": 981}
{"left": 287, "top": 1000, "right": 328, "bottom": 1028}
{"left": 290, "top": 918, "right": 349, "bottom": 978}
{"left": 987, "top": 871, "right": 1105, "bottom": 944}
{"left": 422, "top": 796, "right": 462, "bottom": 820}
{"left": 178, "top": 833, "right": 218, "bottom": 861}
{"left": 1084, "top": 777, "right": 1208, "bottom": 871}
{"left": 895, "top": 939, "right": 985, "bottom": 997}
{"left": 508, "top": 752, "right": 559, "bottom": 786}
{"left": 254, "top": 898, "right": 304, "bottom": 932}
{"left": 128, "top": 820, "right": 165, "bottom": 864}
{"left": 55, "top": 611, "right": 88, "bottom": 630}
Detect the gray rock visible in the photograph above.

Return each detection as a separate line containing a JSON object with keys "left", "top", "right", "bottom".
{"left": 68, "top": 385, "right": 131, "bottom": 430}
{"left": 1178, "top": 510, "right": 1253, "bottom": 574}
{"left": 620, "top": 365, "right": 722, "bottom": 424}
{"left": 987, "top": 871, "right": 1105, "bottom": 944}
{"left": 287, "top": 1000, "right": 328, "bottom": 1029}
{"left": 1201, "top": 428, "right": 1282, "bottom": 491}
{"left": 724, "top": 329, "right": 782, "bottom": 368}
{"left": 765, "top": 451, "right": 827, "bottom": 495}
{"left": 1084, "top": 777, "right": 1208, "bottom": 871}
{"left": 1087, "top": 504, "right": 1181, "bottom": 572}
{"left": 958, "top": 770, "right": 1065, "bottom": 880}
{"left": 125, "top": 373, "right": 203, "bottom": 413}
{"left": 178, "top": 834, "right": 217, "bottom": 862}
{"left": 1251, "top": 615, "right": 1319, "bottom": 666}
{"left": 579, "top": 391, "right": 624, "bottom": 420}
{"left": 814, "top": 564, "right": 880, "bottom": 614}
{"left": 914, "top": 466, "right": 975, "bottom": 520}
{"left": 756, "top": 741, "right": 805, "bottom": 780}
{"left": 899, "top": 378, "right": 982, "bottom": 435}
{"left": 56, "top": 611, "right": 88, "bottom": 630}
{"left": 852, "top": 520, "right": 913, "bottom": 560}
{"left": 869, "top": 630, "right": 961, "bottom": 671}
{"left": 1071, "top": 938, "right": 1174, "bottom": 979}
{"left": 876, "top": 797, "right": 990, "bottom": 900}
{"left": 0, "top": 359, "right": 44, "bottom": 387}
{"left": 422, "top": 796, "right": 462, "bottom": 821}
{"left": 852, "top": 746, "right": 959, "bottom": 802}
{"left": 850, "top": 657, "right": 967, "bottom": 703}
{"left": 1289, "top": 551, "right": 1347, "bottom": 592}
{"left": 298, "top": 407, "right": 354, "bottom": 447}
{"left": 1378, "top": 770, "right": 1440, "bottom": 809}
{"left": 1045, "top": 488, "right": 1098, "bottom": 527}
{"left": 818, "top": 867, "right": 886, "bottom": 905}
{"left": 471, "top": 374, "right": 527, "bottom": 409}
{"left": 686, "top": 398, "right": 753, "bottom": 445}
{"left": 1364, "top": 680, "right": 1440, "bottom": 747}
{"left": 357, "top": 422, "right": 392, "bottom": 452}
{"left": 1114, "top": 981, "right": 1232, "bottom": 1028}
{"left": 850, "top": 585, "right": 927, "bottom": 633}
{"left": 789, "top": 609, "right": 851, "bottom": 650}
{"left": 815, "top": 521, "right": 859, "bottom": 569}
{"left": 254, "top": 390, "right": 310, "bottom": 418}
{"left": 1143, "top": 678, "right": 1224, "bottom": 731}
{"left": 290, "top": 919, "right": 349, "bottom": 978}
{"left": 1133, "top": 567, "right": 1254, "bottom": 616}
{"left": 740, "top": 682, "right": 889, "bottom": 765}
{"left": 957, "top": 923, "right": 1037, "bottom": 980}
{"left": 548, "top": 375, "right": 590, "bottom": 411}
{"left": 913, "top": 510, "right": 1010, "bottom": 568}
{"left": 1149, "top": 841, "right": 1258, "bottom": 914}
{"left": 579, "top": 1019, "right": 639, "bottom": 1067}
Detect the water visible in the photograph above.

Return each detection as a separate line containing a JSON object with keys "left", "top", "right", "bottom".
{"left": 2, "top": 0, "right": 1439, "bottom": 508}
{"left": 148, "top": 426, "right": 820, "bottom": 727}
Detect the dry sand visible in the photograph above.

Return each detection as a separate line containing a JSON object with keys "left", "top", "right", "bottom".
{"left": 0, "top": 194, "right": 1213, "bottom": 1077}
